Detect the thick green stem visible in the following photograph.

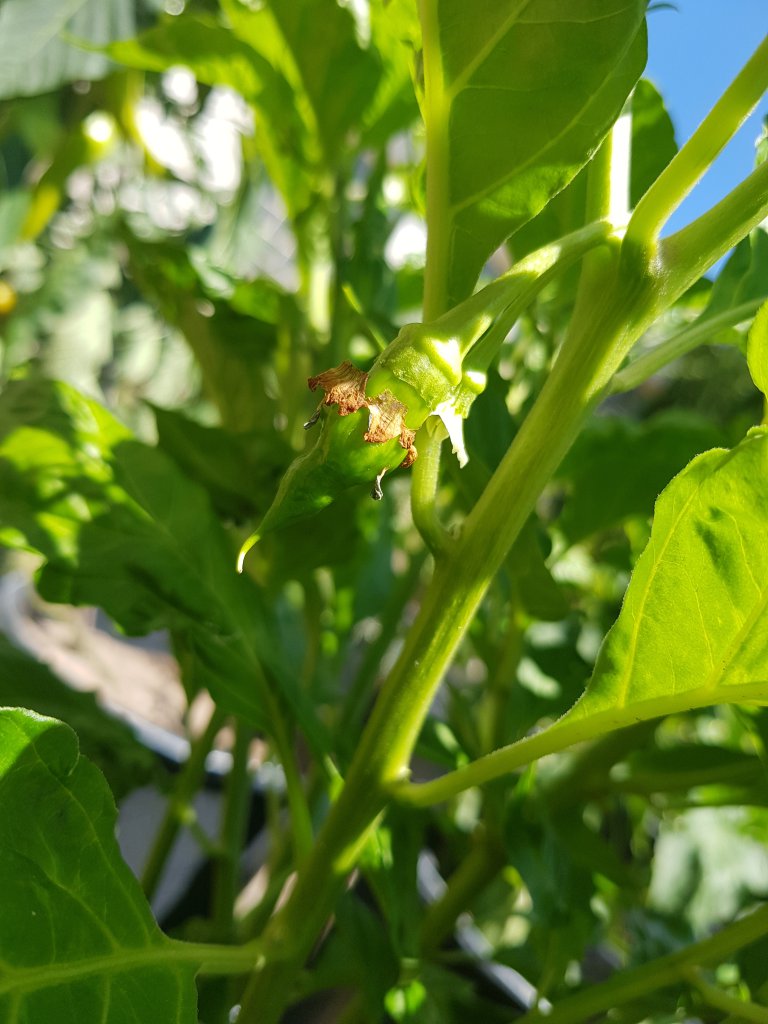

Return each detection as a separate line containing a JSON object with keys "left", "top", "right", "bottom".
{"left": 659, "top": 159, "right": 768, "bottom": 301}
{"left": 513, "top": 903, "right": 768, "bottom": 1024}
{"left": 626, "top": 32, "right": 768, "bottom": 251}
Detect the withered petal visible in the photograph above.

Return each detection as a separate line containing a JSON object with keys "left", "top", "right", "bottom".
{"left": 308, "top": 361, "right": 369, "bottom": 416}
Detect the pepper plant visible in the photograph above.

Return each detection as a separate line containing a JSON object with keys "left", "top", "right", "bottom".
{"left": 1, "top": 2, "right": 768, "bottom": 1022}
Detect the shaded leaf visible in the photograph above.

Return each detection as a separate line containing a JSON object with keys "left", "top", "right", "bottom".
{"left": 0, "top": 708, "right": 197, "bottom": 1021}
{"left": 0, "top": 634, "right": 156, "bottom": 799}
{"left": 152, "top": 405, "right": 292, "bottom": 522}
{"left": 426, "top": 0, "right": 647, "bottom": 303}
{"left": 0, "top": 376, "right": 322, "bottom": 741}
{"left": 555, "top": 410, "right": 723, "bottom": 545}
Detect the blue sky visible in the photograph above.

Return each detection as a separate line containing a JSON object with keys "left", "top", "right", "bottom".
{"left": 644, "top": 1, "right": 767, "bottom": 237}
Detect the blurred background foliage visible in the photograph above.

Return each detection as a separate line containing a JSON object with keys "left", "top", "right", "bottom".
{"left": 1, "top": 1, "right": 768, "bottom": 1020}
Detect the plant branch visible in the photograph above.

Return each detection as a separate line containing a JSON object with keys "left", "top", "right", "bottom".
{"left": 393, "top": 681, "right": 768, "bottom": 807}
{"left": 512, "top": 903, "right": 768, "bottom": 1024}
{"left": 684, "top": 967, "right": 768, "bottom": 1023}
{"left": 612, "top": 297, "right": 766, "bottom": 394}
{"left": 659, "top": 158, "right": 768, "bottom": 302}
{"left": 141, "top": 706, "right": 225, "bottom": 901}
{"left": 626, "top": 32, "right": 768, "bottom": 251}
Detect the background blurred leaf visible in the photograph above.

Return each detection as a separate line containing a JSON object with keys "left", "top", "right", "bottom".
{"left": 0, "top": 633, "right": 156, "bottom": 799}
{"left": 555, "top": 410, "right": 723, "bottom": 545}
{"left": 0, "top": 708, "right": 197, "bottom": 1021}
{"left": 0, "top": 376, "right": 323, "bottom": 742}
{"left": 0, "top": 0, "right": 135, "bottom": 100}
{"left": 630, "top": 78, "right": 678, "bottom": 206}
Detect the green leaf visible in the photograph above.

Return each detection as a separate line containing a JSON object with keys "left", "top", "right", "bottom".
{"left": 0, "top": 708, "right": 197, "bottom": 1021}
{"left": 152, "top": 405, "right": 292, "bottom": 522}
{"left": 555, "top": 410, "right": 724, "bottom": 545}
{"left": 0, "top": 0, "right": 135, "bottom": 100}
{"left": 107, "top": 16, "right": 269, "bottom": 105}
{"left": 0, "top": 376, "right": 316, "bottom": 734}
{"left": 567, "top": 430, "right": 768, "bottom": 730}
{"left": 0, "top": 634, "right": 156, "bottom": 799}
{"left": 254, "top": 0, "right": 381, "bottom": 159}
{"left": 747, "top": 300, "right": 768, "bottom": 400}
{"left": 423, "top": 0, "right": 647, "bottom": 305}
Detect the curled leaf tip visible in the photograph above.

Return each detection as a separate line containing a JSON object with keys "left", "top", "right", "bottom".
{"left": 237, "top": 531, "right": 260, "bottom": 573}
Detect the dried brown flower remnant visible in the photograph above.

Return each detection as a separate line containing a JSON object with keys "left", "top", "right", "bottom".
{"left": 308, "top": 361, "right": 418, "bottom": 466}
{"left": 308, "top": 361, "right": 369, "bottom": 416}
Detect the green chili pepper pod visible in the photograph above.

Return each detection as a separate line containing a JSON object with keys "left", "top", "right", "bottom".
{"left": 237, "top": 362, "right": 419, "bottom": 572}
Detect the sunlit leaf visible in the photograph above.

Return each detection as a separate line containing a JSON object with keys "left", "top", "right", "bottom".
{"left": 424, "top": 0, "right": 647, "bottom": 304}
{"left": 0, "top": 708, "right": 197, "bottom": 1022}
{"left": 569, "top": 430, "right": 768, "bottom": 727}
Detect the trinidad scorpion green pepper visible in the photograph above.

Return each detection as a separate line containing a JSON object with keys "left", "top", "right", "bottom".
{"left": 236, "top": 323, "right": 460, "bottom": 572}
{"left": 236, "top": 221, "right": 615, "bottom": 571}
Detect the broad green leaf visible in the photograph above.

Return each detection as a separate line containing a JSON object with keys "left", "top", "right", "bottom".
{"left": 568, "top": 430, "right": 768, "bottom": 729}
{"left": 747, "top": 300, "right": 768, "bottom": 399}
{"left": 510, "top": 77, "right": 676, "bottom": 261}
{"left": 0, "top": 708, "right": 197, "bottom": 1021}
{"left": 152, "top": 405, "right": 291, "bottom": 522}
{"left": 429, "top": 431, "right": 768, "bottom": 802}
{"left": 0, "top": 635, "right": 155, "bottom": 799}
{"left": 0, "top": 377, "right": 316, "bottom": 735}
{"left": 555, "top": 410, "right": 723, "bottom": 545}
{"left": 0, "top": 0, "right": 135, "bottom": 100}
{"left": 362, "top": 0, "right": 421, "bottom": 145}
{"left": 423, "top": 0, "right": 647, "bottom": 305}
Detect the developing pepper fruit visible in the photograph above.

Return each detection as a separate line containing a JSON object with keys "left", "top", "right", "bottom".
{"left": 236, "top": 321, "right": 460, "bottom": 572}
{"left": 236, "top": 221, "right": 614, "bottom": 571}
